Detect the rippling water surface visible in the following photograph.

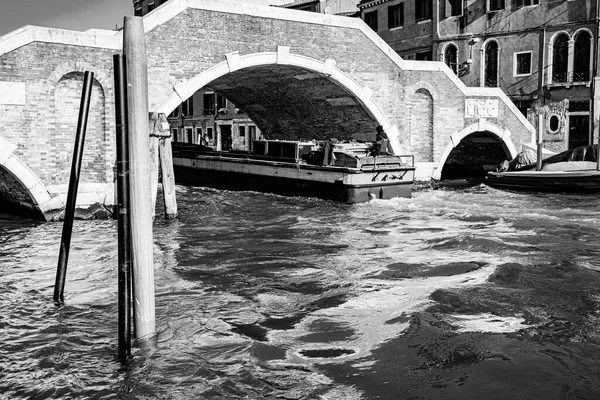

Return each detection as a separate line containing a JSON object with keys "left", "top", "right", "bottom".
{"left": 2, "top": 185, "right": 600, "bottom": 399}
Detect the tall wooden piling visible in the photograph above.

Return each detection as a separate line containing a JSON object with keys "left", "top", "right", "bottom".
{"left": 123, "top": 16, "right": 156, "bottom": 344}
{"left": 113, "top": 54, "right": 132, "bottom": 361}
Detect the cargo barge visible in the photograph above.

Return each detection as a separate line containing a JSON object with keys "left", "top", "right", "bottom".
{"left": 172, "top": 140, "right": 415, "bottom": 203}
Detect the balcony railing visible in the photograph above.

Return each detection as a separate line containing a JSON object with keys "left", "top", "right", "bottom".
{"left": 550, "top": 70, "right": 590, "bottom": 84}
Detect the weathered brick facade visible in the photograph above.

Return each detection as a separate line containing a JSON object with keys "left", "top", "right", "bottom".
{"left": 0, "top": 0, "right": 534, "bottom": 220}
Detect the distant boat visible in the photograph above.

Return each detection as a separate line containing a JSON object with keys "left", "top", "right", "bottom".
{"left": 486, "top": 145, "right": 600, "bottom": 192}
{"left": 172, "top": 140, "right": 416, "bottom": 203}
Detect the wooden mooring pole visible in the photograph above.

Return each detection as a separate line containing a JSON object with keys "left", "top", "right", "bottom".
{"left": 113, "top": 54, "right": 132, "bottom": 361}
{"left": 123, "top": 16, "right": 156, "bottom": 345}
{"left": 149, "top": 112, "right": 178, "bottom": 219}
{"left": 54, "top": 71, "right": 94, "bottom": 304}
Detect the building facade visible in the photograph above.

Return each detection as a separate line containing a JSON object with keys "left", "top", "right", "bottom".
{"left": 358, "top": 0, "right": 600, "bottom": 154}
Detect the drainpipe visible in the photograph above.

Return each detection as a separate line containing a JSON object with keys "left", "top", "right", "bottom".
{"left": 537, "top": 26, "right": 547, "bottom": 169}
{"left": 595, "top": 0, "right": 600, "bottom": 170}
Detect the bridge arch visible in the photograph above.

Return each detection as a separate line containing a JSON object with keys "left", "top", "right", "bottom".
{"left": 154, "top": 48, "right": 404, "bottom": 154}
{"left": 433, "top": 121, "right": 518, "bottom": 180}
{"left": 0, "top": 136, "right": 59, "bottom": 220}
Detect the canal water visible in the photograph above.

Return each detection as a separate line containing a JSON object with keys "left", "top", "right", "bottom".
{"left": 2, "top": 184, "right": 600, "bottom": 399}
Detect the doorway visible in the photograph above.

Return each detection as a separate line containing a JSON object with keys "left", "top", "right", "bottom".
{"left": 568, "top": 115, "right": 590, "bottom": 149}
{"left": 220, "top": 125, "right": 232, "bottom": 151}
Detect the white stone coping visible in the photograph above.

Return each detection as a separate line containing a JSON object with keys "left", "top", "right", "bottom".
{"left": 0, "top": 25, "right": 121, "bottom": 57}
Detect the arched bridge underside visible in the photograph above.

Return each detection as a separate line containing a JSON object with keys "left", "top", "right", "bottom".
{"left": 0, "top": 0, "right": 535, "bottom": 220}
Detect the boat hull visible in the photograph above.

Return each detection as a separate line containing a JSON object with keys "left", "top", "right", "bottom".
{"left": 173, "top": 153, "right": 414, "bottom": 203}
{"left": 486, "top": 170, "right": 600, "bottom": 192}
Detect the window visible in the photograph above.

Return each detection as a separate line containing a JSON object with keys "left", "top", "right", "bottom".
{"left": 364, "top": 10, "right": 378, "bottom": 31}
{"left": 444, "top": 44, "right": 458, "bottom": 74}
{"left": 148, "top": 2, "right": 155, "bottom": 12}
{"left": 517, "top": 0, "right": 539, "bottom": 7}
{"left": 484, "top": 41, "right": 499, "bottom": 87}
{"left": 552, "top": 34, "right": 569, "bottom": 83}
{"left": 547, "top": 114, "right": 560, "bottom": 134}
{"left": 216, "top": 94, "right": 227, "bottom": 111}
{"left": 249, "top": 125, "right": 256, "bottom": 140}
{"left": 487, "top": 0, "right": 504, "bottom": 12}
{"left": 416, "top": 0, "right": 432, "bottom": 21}
{"left": 416, "top": 51, "right": 432, "bottom": 61}
{"left": 239, "top": 126, "right": 246, "bottom": 137}
{"left": 206, "top": 127, "right": 214, "bottom": 139}
{"left": 573, "top": 31, "right": 591, "bottom": 82}
{"left": 182, "top": 97, "right": 193, "bottom": 117}
{"left": 171, "top": 128, "right": 178, "bottom": 142}
{"left": 388, "top": 4, "right": 404, "bottom": 28}
{"left": 203, "top": 92, "right": 215, "bottom": 115}
{"left": 134, "top": 7, "right": 142, "bottom": 16}
{"left": 447, "top": 0, "right": 463, "bottom": 17}
{"left": 514, "top": 51, "right": 532, "bottom": 76}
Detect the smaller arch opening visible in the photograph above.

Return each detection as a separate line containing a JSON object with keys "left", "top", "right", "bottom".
{"left": 484, "top": 41, "right": 499, "bottom": 87}
{"left": 444, "top": 44, "right": 458, "bottom": 75}
{"left": 440, "top": 131, "right": 509, "bottom": 181}
{"left": 0, "top": 167, "right": 44, "bottom": 220}
{"left": 573, "top": 30, "right": 591, "bottom": 82}
{"left": 552, "top": 33, "right": 569, "bottom": 83}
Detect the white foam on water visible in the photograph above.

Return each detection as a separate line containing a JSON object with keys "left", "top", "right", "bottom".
{"left": 444, "top": 313, "right": 529, "bottom": 333}
{"left": 267, "top": 266, "right": 514, "bottom": 364}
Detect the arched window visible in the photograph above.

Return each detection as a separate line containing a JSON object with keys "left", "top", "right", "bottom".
{"left": 484, "top": 41, "right": 498, "bottom": 87}
{"left": 573, "top": 31, "right": 591, "bottom": 82}
{"left": 552, "top": 34, "right": 569, "bottom": 83}
{"left": 445, "top": 44, "right": 458, "bottom": 75}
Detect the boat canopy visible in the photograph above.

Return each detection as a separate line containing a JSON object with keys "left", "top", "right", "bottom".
{"left": 500, "top": 145, "right": 598, "bottom": 172}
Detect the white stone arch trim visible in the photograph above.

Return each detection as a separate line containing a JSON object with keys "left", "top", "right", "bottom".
{"left": 0, "top": 136, "right": 61, "bottom": 220}
{"left": 432, "top": 120, "right": 517, "bottom": 181}
{"left": 155, "top": 49, "right": 403, "bottom": 154}
{"left": 479, "top": 38, "right": 500, "bottom": 89}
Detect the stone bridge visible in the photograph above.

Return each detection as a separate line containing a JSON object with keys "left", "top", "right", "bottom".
{"left": 0, "top": 0, "right": 535, "bottom": 220}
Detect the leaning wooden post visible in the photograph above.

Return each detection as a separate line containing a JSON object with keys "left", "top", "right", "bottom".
{"left": 156, "top": 113, "right": 178, "bottom": 219}
{"left": 54, "top": 71, "right": 94, "bottom": 304}
{"left": 148, "top": 113, "right": 160, "bottom": 219}
{"left": 123, "top": 16, "right": 156, "bottom": 345}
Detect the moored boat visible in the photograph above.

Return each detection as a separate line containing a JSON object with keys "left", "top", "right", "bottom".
{"left": 486, "top": 145, "right": 600, "bottom": 192}
{"left": 172, "top": 139, "right": 415, "bottom": 203}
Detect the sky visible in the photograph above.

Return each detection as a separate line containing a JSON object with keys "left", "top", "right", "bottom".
{"left": 0, "top": 0, "right": 134, "bottom": 37}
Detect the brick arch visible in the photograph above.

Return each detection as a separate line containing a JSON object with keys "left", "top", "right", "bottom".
{"left": 432, "top": 121, "right": 517, "bottom": 180}
{"left": 409, "top": 88, "right": 434, "bottom": 162}
{"left": 0, "top": 135, "right": 58, "bottom": 220}
{"left": 153, "top": 49, "right": 404, "bottom": 154}
{"left": 54, "top": 72, "right": 108, "bottom": 184}
{"left": 48, "top": 61, "right": 111, "bottom": 89}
